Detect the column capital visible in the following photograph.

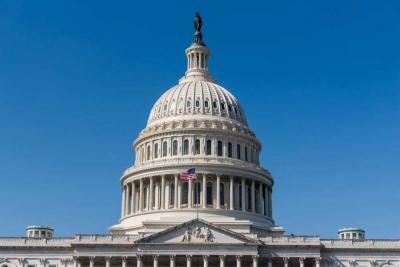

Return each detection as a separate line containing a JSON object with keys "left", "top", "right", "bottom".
{"left": 315, "top": 258, "right": 321, "bottom": 264}
{"left": 252, "top": 255, "right": 259, "bottom": 260}
{"left": 89, "top": 256, "right": 95, "bottom": 262}
{"left": 219, "top": 255, "right": 225, "bottom": 260}
{"left": 39, "top": 258, "right": 47, "bottom": 265}
{"left": 369, "top": 260, "right": 378, "bottom": 267}
{"left": 18, "top": 258, "right": 26, "bottom": 265}
{"left": 299, "top": 257, "right": 305, "bottom": 263}
{"left": 186, "top": 255, "right": 192, "bottom": 260}
{"left": 153, "top": 255, "right": 160, "bottom": 260}
{"left": 170, "top": 255, "right": 176, "bottom": 260}
{"left": 121, "top": 256, "right": 128, "bottom": 262}
{"left": 203, "top": 255, "right": 209, "bottom": 260}
{"left": 236, "top": 255, "right": 242, "bottom": 261}
{"left": 283, "top": 257, "right": 290, "bottom": 264}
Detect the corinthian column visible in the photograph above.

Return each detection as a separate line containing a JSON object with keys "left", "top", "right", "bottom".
{"left": 131, "top": 182, "right": 136, "bottom": 214}
{"left": 188, "top": 179, "right": 193, "bottom": 208}
{"left": 161, "top": 175, "right": 166, "bottom": 209}
{"left": 121, "top": 186, "right": 126, "bottom": 217}
{"left": 229, "top": 177, "right": 234, "bottom": 210}
{"left": 139, "top": 179, "right": 144, "bottom": 212}
{"left": 174, "top": 175, "right": 179, "bottom": 209}
{"left": 149, "top": 176, "right": 154, "bottom": 210}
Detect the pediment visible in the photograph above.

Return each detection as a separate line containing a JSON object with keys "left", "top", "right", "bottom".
{"left": 136, "top": 219, "right": 259, "bottom": 245}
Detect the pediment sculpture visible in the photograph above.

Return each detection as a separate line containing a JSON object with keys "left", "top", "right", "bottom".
{"left": 181, "top": 226, "right": 214, "bottom": 243}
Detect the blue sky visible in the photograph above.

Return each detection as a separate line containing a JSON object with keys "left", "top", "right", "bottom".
{"left": 0, "top": 1, "right": 399, "bottom": 238}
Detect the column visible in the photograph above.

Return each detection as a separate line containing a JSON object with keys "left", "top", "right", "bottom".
{"left": 202, "top": 174, "right": 207, "bottom": 208}
{"left": 251, "top": 180, "right": 256, "bottom": 213}
{"left": 220, "top": 256, "right": 225, "bottom": 267}
{"left": 216, "top": 174, "right": 221, "bottom": 209}
{"left": 105, "top": 257, "right": 111, "bottom": 267}
{"left": 174, "top": 175, "right": 179, "bottom": 209}
{"left": 283, "top": 258, "right": 289, "bottom": 267}
{"left": 268, "top": 258, "right": 273, "bottom": 267}
{"left": 252, "top": 256, "right": 258, "bottom": 267}
{"left": 153, "top": 255, "right": 159, "bottom": 267}
{"left": 149, "top": 177, "right": 154, "bottom": 210}
{"left": 187, "top": 255, "right": 192, "bottom": 267}
{"left": 236, "top": 256, "right": 242, "bottom": 267}
{"left": 139, "top": 179, "right": 144, "bottom": 212}
{"left": 264, "top": 185, "right": 269, "bottom": 217}
{"left": 131, "top": 182, "right": 136, "bottom": 214}
{"left": 161, "top": 175, "right": 166, "bottom": 209}
{"left": 73, "top": 257, "right": 79, "bottom": 267}
{"left": 229, "top": 177, "right": 234, "bottom": 210}
{"left": 258, "top": 183, "right": 263, "bottom": 214}
{"left": 40, "top": 258, "right": 47, "bottom": 267}
{"left": 170, "top": 255, "right": 176, "bottom": 267}
{"left": 300, "top": 258, "right": 305, "bottom": 267}
{"left": 126, "top": 183, "right": 131, "bottom": 215}
{"left": 241, "top": 178, "right": 246, "bottom": 212}
{"left": 89, "top": 257, "right": 95, "bottom": 267}
{"left": 178, "top": 178, "right": 182, "bottom": 208}
{"left": 203, "top": 256, "right": 209, "bottom": 267}
{"left": 137, "top": 255, "right": 143, "bottom": 267}
{"left": 315, "top": 258, "right": 321, "bottom": 267}
{"left": 188, "top": 179, "right": 193, "bottom": 208}
{"left": 122, "top": 257, "right": 127, "bottom": 267}
{"left": 121, "top": 186, "right": 126, "bottom": 217}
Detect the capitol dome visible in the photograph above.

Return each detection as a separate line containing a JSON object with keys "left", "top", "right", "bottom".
{"left": 147, "top": 80, "right": 248, "bottom": 128}
{"left": 110, "top": 14, "right": 278, "bottom": 237}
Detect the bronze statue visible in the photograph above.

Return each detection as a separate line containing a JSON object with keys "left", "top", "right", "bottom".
{"left": 193, "top": 12, "right": 205, "bottom": 46}
{"left": 194, "top": 12, "right": 203, "bottom": 32}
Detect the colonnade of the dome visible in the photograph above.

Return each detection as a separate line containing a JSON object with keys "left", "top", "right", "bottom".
{"left": 121, "top": 174, "right": 272, "bottom": 219}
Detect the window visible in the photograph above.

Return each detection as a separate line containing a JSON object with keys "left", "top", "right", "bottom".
{"left": 352, "top": 233, "right": 357, "bottom": 238}
{"left": 182, "top": 182, "right": 188, "bottom": 205}
{"left": 194, "top": 181, "right": 201, "bottom": 205}
{"left": 173, "top": 140, "right": 178, "bottom": 156}
{"left": 245, "top": 146, "right": 248, "bottom": 161}
{"left": 195, "top": 100, "right": 200, "bottom": 108}
{"left": 213, "top": 101, "right": 217, "bottom": 109}
{"left": 220, "top": 183, "right": 225, "bottom": 207}
{"left": 187, "top": 100, "right": 191, "bottom": 108}
{"left": 221, "top": 103, "right": 225, "bottom": 110}
{"left": 205, "top": 100, "right": 209, "bottom": 108}
{"left": 206, "top": 140, "right": 212, "bottom": 155}
{"left": 237, "top": 144, "right": 241, "bottom": 159}
{"left": 217, "top": 141, "right": 223, "bottom": 156}
{"left": 341, "top": 233, "right": 344, "bottom": 239}
{"left": 154, "top": 143, "right": 159, "bottom": 158}
{"left": 228, "top": 142, "right": 233, "bottom": 158}
{"left": 228, "top": 105, "right": 232, "bottom": 112}
{"left": 147, "top": 146, "right": 151, "bottom": 160}
{"left": 346, "top": 233, "right": 350, "bottom": 239}
{"left": 170, "top": 183, "right": 175, "bottom": 207}
{"left": 183, "top": 139, "right": 189, "bottom": 155}
{"left": 207, "top": 182, "right": 213, "bottom": 205}
{"left": 195, "top": 139, "right": 201, "bottom": 155}
{"left": 162, "top": 141, "right": 168, "bottom": 157}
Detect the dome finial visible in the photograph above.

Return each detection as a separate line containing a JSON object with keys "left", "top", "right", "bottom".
{"left": 193, "top": 12, "right": 205, "bottom": 46}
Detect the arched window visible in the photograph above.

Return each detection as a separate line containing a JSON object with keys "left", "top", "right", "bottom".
{"left": 245, "top": 146, "right": 248, "bottom": 161}
{"left": 207, "top": 182, "right": 213, "bottom": 205}
{"left": 206, "top": 140, "right": 212, "bottom": 155}
{"left": 162, "top": 141, "right": 168, "bottom": 157}
{"left": 183, "top": 139, "right": 189, "bottom": 155}
{"left": 217, "top": 141, "right": 223, "bottom": 156}
{"left": 195, "top": 100, "right": 200, "bottom": 108}
{"left": 228, "top": 142, "right": 233, "bottom": 158}
{"left": 195, "top": 139, "right": 201, "bottom": 155}
{"left": 237, "top": 144, "right": 241, "bottom": 159}
{"left": 170, "top": 183, "right": 175, "bottom": 207}
{"left": 187, "top": 100, "right": 191, "bottom": 108}
{"left": 147, "top": 145, "right": 151, "bottom": 160}
{"left": 221, "top": 103, "right": 225, "bottom": 110}
{"left": 205, "top": 100, "right": 209, "bottom": 108}
{"left": 220, "top": 182, "right": 225, "bottom": 207}
{"left": 172, "top": 140, "right": 178, "bottom": 156}
{"left": 194, "top": 181, "right": 201, "bottom": 205}
{"left": 228, "top": 105, "right": 232, "bottom": 112}
{"left": 213, "top": 101, "right": 217, "bottom": 109}
{"left": 182, "top": 182, "right": 188, "bottom": 205}
{"left": 154, "top": 143, "right": 159, "bottom": 158}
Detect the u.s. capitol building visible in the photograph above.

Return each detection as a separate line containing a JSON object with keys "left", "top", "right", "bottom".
{"left": 1, "top": 13, "right": 399, "bottom": 267}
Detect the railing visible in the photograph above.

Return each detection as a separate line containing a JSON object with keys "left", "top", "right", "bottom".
{"left": 73, "top": 234, "right": 141, "bottom": 243}
{"left": 261, "top": 236, "right": 321, "bottom": 244}
{"left": 321, "top": 239, "right": 400, "bottom": 248}
{"left": 123, "top": 157, "right": 270, "bottom": 176}
{"left": 0, "top": 237, "right": 73, "bottom": 246}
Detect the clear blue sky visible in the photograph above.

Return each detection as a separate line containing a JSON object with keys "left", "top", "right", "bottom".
{"left": 0, "top": 1, "right": 399, "bottom": 238}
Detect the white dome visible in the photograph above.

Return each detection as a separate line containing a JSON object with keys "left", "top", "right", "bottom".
{"left": 147, "top": 80, "right": 248, "bottom": 127}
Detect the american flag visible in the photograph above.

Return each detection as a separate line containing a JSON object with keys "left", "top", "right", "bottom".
{"left": 179, "top": 168, "right": 197, "bottom": 180}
